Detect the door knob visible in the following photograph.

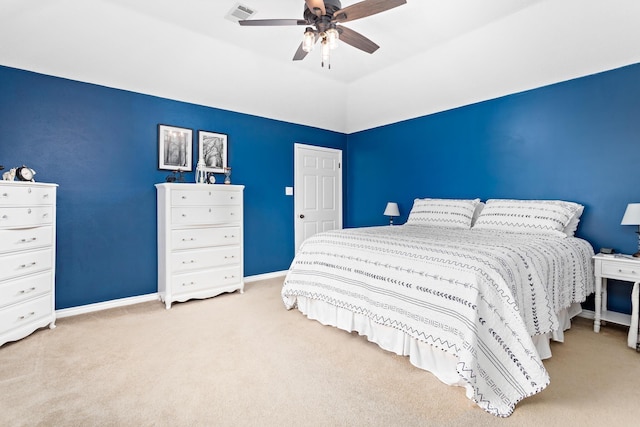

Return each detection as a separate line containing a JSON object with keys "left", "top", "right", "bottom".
{"left": 299, "top": 214, "right": 305, "bottom": 219}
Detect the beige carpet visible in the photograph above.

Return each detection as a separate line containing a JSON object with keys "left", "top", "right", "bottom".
{"left": 1, "top": 277, "right": 639, "bottom": 427}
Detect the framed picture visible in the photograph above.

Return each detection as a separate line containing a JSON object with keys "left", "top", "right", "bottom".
{"left": 198, "top": 130, "right": 228, "bottom": 173}
{"left": 158, "top": 124, "right": 193, "bottom": 171}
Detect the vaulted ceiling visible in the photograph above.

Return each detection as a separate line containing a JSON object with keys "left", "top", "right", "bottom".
{"left": 1, "top": 0, "right": 639, "bottom": 133}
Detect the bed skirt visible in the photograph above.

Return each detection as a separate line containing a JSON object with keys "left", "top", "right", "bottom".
{"left": 292, "top": 296, "right": 581, "bottom": 398}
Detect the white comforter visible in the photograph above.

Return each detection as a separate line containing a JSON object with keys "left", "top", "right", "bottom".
{"left": 282, "top": 225, "right": 594, "bottom": 417}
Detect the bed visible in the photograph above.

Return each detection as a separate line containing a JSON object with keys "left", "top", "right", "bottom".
{"left": 282, "top": 198, "right": 595, "bottom": 417}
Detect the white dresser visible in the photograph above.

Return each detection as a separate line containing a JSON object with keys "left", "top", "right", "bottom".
{"left": 0, "top": 181, "right": 57, "bottom": 347}
{"left": 156, "top": 183, "right": 244, "bottom": 309}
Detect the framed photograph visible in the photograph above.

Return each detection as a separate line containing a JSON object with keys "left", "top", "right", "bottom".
{"left": 158, "top": 124, "right": 193, "bottom": 171}
{"left": 198, "top": 131, "right": 228, "bottom": 173}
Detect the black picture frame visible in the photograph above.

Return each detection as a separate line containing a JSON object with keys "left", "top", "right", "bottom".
{"left": 198, "top": 130, "right": 228, "bottom": 173}
{"left": 158, "top": 124, "right": 193, "bottom": 171}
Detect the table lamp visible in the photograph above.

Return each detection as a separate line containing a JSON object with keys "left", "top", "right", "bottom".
{"left": 384, "top": 202, "right": 400, "bottom": 226}
{"left": 621, "top": 203, "right": 640, "bottom": 257}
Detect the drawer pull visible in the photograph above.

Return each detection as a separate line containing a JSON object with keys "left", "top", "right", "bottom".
{"left": 182, "top": 260, "right": 196, "bottom": 264}
{"left": 224, "top": 235, "right": 235, "bottom": 239}
{"left": 20, "top": 237, "right": 37, "bottom": 243}
{"left": 20, "top": 262, "right": 37, "bottom": 269}
{"left": 181, "top": 281, "right": 197, "bottom": 287}
{"left": 618, "top": 269, "right": 638, "bottom": 274}
{"left": 19, "top": 287, "right": 37, "bottom": 294}
{"left": 28, "top": 188, "right": 32, "bottom": 194}
{"left": 2, "top": 192, "right": 7, "bottom": 197}
{"left": 19, "top": 311, "right": 36, "bottom": 320}
{"left": 225, "top": 275, "right": 235, "bottom": 280}
{"left": 181, "top": 238, "right": 196, "bottom": 242}
{"left": 224, "top": 255, "right": 235, "bottom": 259}
{"left": 182, "top": 214, "right": 187, "bottom": 217}
{"left": 28, "top": 208, "right": 32, "bottom": 214}
{"left": 1, "top": 215, "right": 7, "bottom": 220}
{"left": 181, "top": 196, "right": 187, "bottom": 199}
{"left": 43, "top": 194, "right": 49, "bottom": 199}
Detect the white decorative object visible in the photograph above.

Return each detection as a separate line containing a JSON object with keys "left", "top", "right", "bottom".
{"left": 195, "top": 159, "right": 207, "bottom": 184}
{"left": 155, "top": 183, "right": 244, "bottom": 309}
{"left": 2, "top": 168, "right": 16, "bottom": 181}
{"left": 593, "top": 253, "right": 640, "bottom": 348}
{"left": 0, "top": 181, "right": 57, "bottom": 347}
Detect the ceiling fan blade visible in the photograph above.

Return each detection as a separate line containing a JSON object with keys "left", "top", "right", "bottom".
{"left": 305, "top": 0, "right": 326, "bottom": 17}
{"left": 239, "top": 19, "right": 308, "bottom": 26}
{"left": 333, "top": 0, "right": 406, "bottom": 24}
{"left": 337, "top": 25, "right": 379, "bottom": 54}
{"left": 293, "top": 42, "right": 309, "bottom": 61}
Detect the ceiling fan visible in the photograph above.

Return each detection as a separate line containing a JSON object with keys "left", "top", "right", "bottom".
{"left": 238, "top": 0, "right": 407, "bottom": 68}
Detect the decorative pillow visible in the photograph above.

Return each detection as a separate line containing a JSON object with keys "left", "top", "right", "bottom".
{"left": 472, "top": 199, "right": 583, "bottom": 237}
{"left": 406, "top": 198, "right": 481, "bottom": 229}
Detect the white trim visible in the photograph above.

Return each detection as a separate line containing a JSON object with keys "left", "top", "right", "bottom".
{"left": 55, "top": 271, "right": 288, "bottom": 318}
{"left": 56, "top": 293, "right": 159, "bottom": 319}
{"left": 245, "top": 270, "right": 287, "bottom": 283}
{"left": 578, "top": 309, "right": 595, "bottom": 320}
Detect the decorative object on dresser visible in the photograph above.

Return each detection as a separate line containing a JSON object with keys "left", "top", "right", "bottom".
{"left": 158, "top": 124, "right": 193, "bottom": 172}
{"left": 156, "top": 183, "right": 244, "bottom": 309}
{"left": 224, "top": 167, "right": 232, "bottom": 184}
{"left": 592, "top": 253, "right": 640, "bottom": 350}
{"left": 197, "top": 130, "right": 228, "bottom": 174}
{"left": 1, "top": 181, "right": 57, "bottom": 347}
{"left": 383, "top": 202, "right": 399, "bottom": 225}
{"left": 2, "top": 167, "right": 16, "bottom": 181}
{"left": 620, "top": 203, "right": 640, "bottom": 257}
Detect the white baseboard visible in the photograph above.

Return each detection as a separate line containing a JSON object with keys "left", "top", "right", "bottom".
{"left": 244, "top": 270, "right": 287, "bottom": 283}
{"left": 56, "top": 293, "right": 160, "bottom": 319}
{"left": 55, "top": 271, "right": 289, "bottom": 319}
{"left": 578, "top": 309, "right": 595, "bottom": 320}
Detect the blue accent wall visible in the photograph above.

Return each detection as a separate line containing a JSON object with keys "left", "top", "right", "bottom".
{"left": 346, "top": 63, "right": 640, "bottom": 312}
{"left": 0, "top": 65, "right": 346, "bottom": 309}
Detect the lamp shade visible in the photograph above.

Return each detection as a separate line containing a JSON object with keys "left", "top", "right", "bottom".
{"left": 384, "top": 202, "right": 400, "bottom": 217}
{"left": 621, "top": 203, "right": 640, "bottom": 225}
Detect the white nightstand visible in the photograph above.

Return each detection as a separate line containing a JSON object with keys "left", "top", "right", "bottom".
{"left": 593, "top": 253, "right": 640, "bottom": 349}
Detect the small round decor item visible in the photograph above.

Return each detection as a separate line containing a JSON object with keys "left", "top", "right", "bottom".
{"left": 15, "top": 165, "right": 36, "bottom": 182}
{"left": 207, "top": 173, "right": 216, "bottom": 184}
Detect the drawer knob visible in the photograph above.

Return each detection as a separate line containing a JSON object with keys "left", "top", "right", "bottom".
{"left": 225, "top": 255, "right": 235, "bottom": 259}
{"left": 2, "top": 192, "right": 7, "bottom": 197}
{"left": 182, "top": 260, "right": 196, "bottom": 264}
{"left": 181, "top": 238, "right": 196, "bottom": 242}
{"left": 182, "top": 281, "right": 196, "bottom": 287}
{"left": 20, "top": 237, "right": 37, "bottom": 243}
{"left": 225, "top": 275, "right": 235, "bottom": 280}
{"left": 19, "top": 287, "right": 37, "bottom": 294}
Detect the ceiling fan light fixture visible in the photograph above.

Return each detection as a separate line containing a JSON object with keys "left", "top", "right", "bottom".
{"left": 326, "top": 27, "right": 339, "bottom": 50}
{"left": 321, "top": 37, "right": 331, "bottom": 68}
{"left": 302, "top": 27, "right": 315, "bottom": 52}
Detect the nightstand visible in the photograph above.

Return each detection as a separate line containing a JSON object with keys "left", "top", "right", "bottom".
{"left": 593, "top": 254, "right": 640, "bottom": 349}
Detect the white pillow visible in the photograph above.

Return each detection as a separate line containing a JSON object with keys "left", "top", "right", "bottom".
{"left": 563, "top": 205, "right": 584, "bottom": 237}
{"left": 472, "top": 199, "right": 583, "bottom": 237}
{"left": 406, "top": 198, "right": 481, "bottom": 229}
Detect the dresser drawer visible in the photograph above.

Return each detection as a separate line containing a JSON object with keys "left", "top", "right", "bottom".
{"left": 600, "top": 260, "right": 640, "bottom": 280}
{"left": 0, "top": 248, "right": 53, "bottom": 282}
{"left": 0, "top": 206, "right": 54, "bottom": 228}
{"left": 171, "top": 226, "right": 241, "bottom": 250}
{"left": 171, "top": 189, "right": 241, "bottom": 207}
{"left": 0, "top": 271, "right": 52, "bottom": 309}
{"left": 171, "top": 247, "right": 241, "bottom": 273}
{"left": 0, "top": 226, "right": 53, "bottom": 254}
{"left": 171, "top": 266, "right": 242, "bottom": 295}
{"left": 0, "top": 293, "right": 52, "bottom": 336}
{"left": 0, "top": 184, "right": 55, "bottom": 206}
{"left": 172, "top": 206, "right": 241, "bottom": 226}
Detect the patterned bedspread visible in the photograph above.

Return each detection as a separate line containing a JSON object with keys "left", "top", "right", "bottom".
{"left": 282, "top": 225, "right": 594, "bottom": 417}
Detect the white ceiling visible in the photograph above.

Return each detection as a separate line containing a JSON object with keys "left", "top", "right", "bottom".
{"left": 1, "top": 0, "right": 639, "bottom": 133}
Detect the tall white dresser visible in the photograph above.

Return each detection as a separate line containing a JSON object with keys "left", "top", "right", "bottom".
{"left": 0, "top": 181, "right": 57, "bottom": 347}
{"left": 156, "top": 183, "right": 244, "bottom": 309}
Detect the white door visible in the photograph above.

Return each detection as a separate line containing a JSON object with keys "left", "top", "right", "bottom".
{"left": 294, "top": 143, "right": 343, "bottom": 253}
